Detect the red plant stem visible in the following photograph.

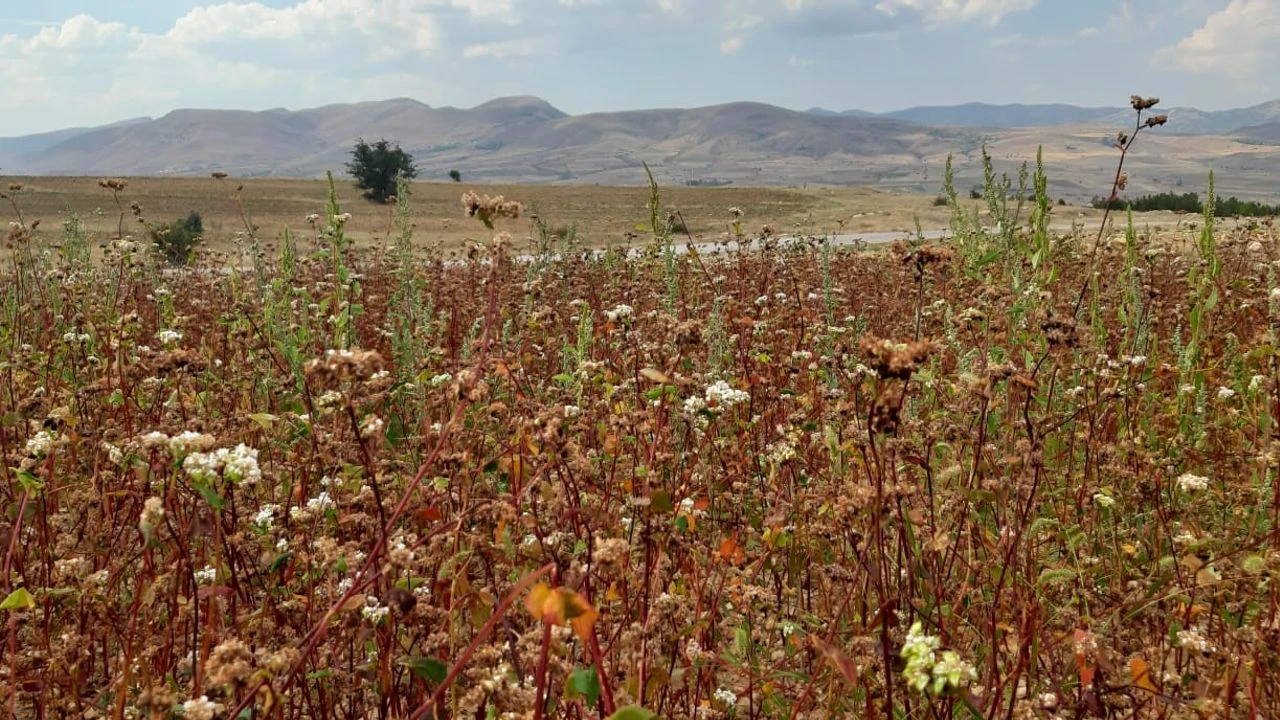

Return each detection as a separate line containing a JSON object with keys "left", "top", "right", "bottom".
{"left": 407, "top": 563, "right": 554, "bottom": 720}
{"left": 588, "top": 627, "right": 617, "bottom": 715}
{"left": 1073, "top": 110, "right": 1146, "bottom": 317}
{"left": 532, "top": 621, "right": 552, "bottom": 720}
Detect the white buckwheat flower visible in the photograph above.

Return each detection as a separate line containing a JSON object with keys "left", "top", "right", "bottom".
{"left": 156, "top": 329, "right": 183, "bottom": 347}
{"left": 713, "top": 688, "right": 738, "bottom": 706}
{"left": 223, "top": 444, "right": 261, "bottom": 484}
{"left": 25, "top": 430, "right": 56, "bottom": 458}
{"left": 182, "top": 696, "right": 222, "bottom": 720}
{"left": 1175, "top": 472, "right": 1209, "bottom": 493}
{"left": 604, "top": 304, "right": 634, "bottom": 322}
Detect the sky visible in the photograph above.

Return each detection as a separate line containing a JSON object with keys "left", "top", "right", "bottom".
{"left": 0, "top": 0, "right": 1276, "bottom": 136}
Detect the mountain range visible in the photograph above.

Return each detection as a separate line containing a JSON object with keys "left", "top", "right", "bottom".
{"left": 3, "top": 96, "right": 1279, "bottom": 198}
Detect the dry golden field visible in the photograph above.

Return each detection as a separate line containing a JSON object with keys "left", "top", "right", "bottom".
{"left": 0, "top": 175, "right": 1147, "bottom": 253}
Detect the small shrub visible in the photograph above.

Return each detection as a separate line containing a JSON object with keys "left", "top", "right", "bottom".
{"left": 932, "top": 195, "right": 948, "bottom": 206}
{"left": 150, "top": 211, "right": 203, "bottom": 265}
{"left": 449, "top": 169, "right": 462, "bottom": 183}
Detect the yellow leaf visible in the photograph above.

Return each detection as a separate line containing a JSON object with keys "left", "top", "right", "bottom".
{"left": 525, "top": 584, "right": 599, "bottom": 644}
{"left": 1195, "top": 566, "right": 1220, "bottom": 586}
{"left": 1130, "top": 657, "right": 1156, "bottom": 693}
{"left": 337, "top": 594, "right": 366, "bottom": 612}
{"left": 605, "top": 582, "right": 623, "bottom": 603}
{"left": 525, "top": 583, "right": 556, "bottom": 621}
{"left": 640, "top": 368, "right": 671, "bottom": 384}
{"left": 248, "top": 413, "right": 277, "bottom": 431}
{"left": 562, "top": 589, "right": 599, "bottom": 644}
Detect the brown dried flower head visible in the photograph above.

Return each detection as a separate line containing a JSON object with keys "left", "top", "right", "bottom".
{"left": 859, "top": 336, "right": 936, "bottom": 380}
{"left": 461, "top": 190, "right": 522, "bottom": 227}
{"left": 1130, "top": 95, "right": 1160, "bottom": 111}
{"left": 98, "top": 178, "right": 128, "bottom": 192}
{"left": 1145, "top": 114, "right": 1169, "bottom": 128}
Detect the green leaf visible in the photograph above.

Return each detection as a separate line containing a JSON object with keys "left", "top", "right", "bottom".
{"left": 606, "top": 706, "right": 657, "bottom": 720}
{"left": 269, "top": 553, "right": 292, "bottom": 574}
{"left": 649, "top": 490, "right": 673, "bottom": 514}
{"left": 193, "top": 480, "right": 226, "bottom": 511}
{"left": 15, "top": 469, "right": 44, "bottom": 493}
{"left": 0, "top": 587, "right": 35, "bottom": 611}
{"left": 400, "top": 656, "right": 448, "bottom": 684}
{"left": 568, "top": 667, "right": 601, "bottom": 707}
{"left": 1037, "top": 568, "right": 1076, "bottom": 586}
{"left": 248, "top": 413, "right": 278, "bottom": 431}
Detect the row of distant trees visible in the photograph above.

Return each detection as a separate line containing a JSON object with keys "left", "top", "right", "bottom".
{"left": 346, "top": 138, "right": 460, "bottom": 203}
{"left": 1091, "top": 191, "right": 1280, "bottom": 216}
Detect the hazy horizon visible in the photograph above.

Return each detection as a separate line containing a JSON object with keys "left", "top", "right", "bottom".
{"left": 0, "top": 0, "right": 1275, "bottom": 137}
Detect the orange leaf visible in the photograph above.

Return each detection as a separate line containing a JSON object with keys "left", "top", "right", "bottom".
{"left": 811, "top": 637, "right": 859, "bottom": 687}
{"left": 1130, "top": 657, "right": 1156, "bottom": 693}
{"left": 525, "top": 583, "right": 556, "bottom": 621}
{"left": 718, "top": 536, "right": 745, "bottom": 566}
{"left": 559, "top": 588, "right": 599, "bottom": 643}
{"left": 524, "top": 584, "right": 599, "bottom": 644}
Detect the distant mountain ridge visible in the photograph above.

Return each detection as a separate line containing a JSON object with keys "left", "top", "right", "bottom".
{"left": 814, "top": 99, "right": 1280, "bottom": 134}
{"left": 2, "top": 95, "right": 1279, "bottom": 197}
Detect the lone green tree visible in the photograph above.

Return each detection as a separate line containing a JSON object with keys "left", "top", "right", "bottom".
{"left": 449, "top": 169, "right": 462, "bottom": 183}
{"left": 346, "top": 138, "right": 417, "bottom": 203}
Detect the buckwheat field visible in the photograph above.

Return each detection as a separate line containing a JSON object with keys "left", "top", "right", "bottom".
{"left": 2, "top": 100, "right": 1279, "bottom": 720}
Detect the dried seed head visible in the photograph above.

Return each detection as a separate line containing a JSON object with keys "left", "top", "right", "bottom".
{"left": 211, "top": 171, "right": 228, "bottom": 179}
{"left": 7, "top": 183, "right": 21, "bottom": 191}
{"left": 1130, "top": 95, "right": 1160, "bottom": 111}
{"left": 1117, "top": 172, "right": 1128, "bottom": 191}
{"left": 859, "top": 336, "right": 936, "bottom": 380}
{"left": 1145, "top": 114, "right": 1168, "bottom": 128}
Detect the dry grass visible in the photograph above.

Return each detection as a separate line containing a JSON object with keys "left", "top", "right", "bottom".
{"left": 0, "top": 175, "right": 1137, "bottom": 253}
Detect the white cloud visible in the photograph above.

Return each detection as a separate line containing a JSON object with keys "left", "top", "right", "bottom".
{"left": 743, "top": 0, "right": 1037, "bottom": 38}
{"left": 462, "top": 37, "right": 543, "bottom": 58}
{"left": 874, "top": 0, "right": 1038, "bottom": 26}
{"left": 987, "top": 31, "right": 1071, "bottom": 49}
{"left": 720, "top": 35, "right": 744, "bottom": 53}
{"left": 145, "top": 0, "right": 458, "bottom": 59}
{"left": 1078, "top": 25, "right": 1099, "bottom": 38}
{"left": 788, "top": 54, "right": 812, "bottom": 66}
{"left": 1155, "top": 0, "right": 1280, "bottom": 88}
{"left": 21, "top": 14, "right": 130, "bottom": 53}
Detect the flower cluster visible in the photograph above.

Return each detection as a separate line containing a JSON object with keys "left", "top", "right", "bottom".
{"left": 1176, "top": 472, "right": 1209, "bottom": 493}
{"left": 25, "top": 430, "right": 57, "bottom": 458}
{"left": 183, "top": 444, "right": 262, "bottom": 485}
{"left": 901, "top": 621, "right": 976, "bottom": 695}
{"left": 604, "top": 304, "right": 634, "bottom": 322}
{"left": 157, "top": 329, "right": 183, "bottom": 347}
